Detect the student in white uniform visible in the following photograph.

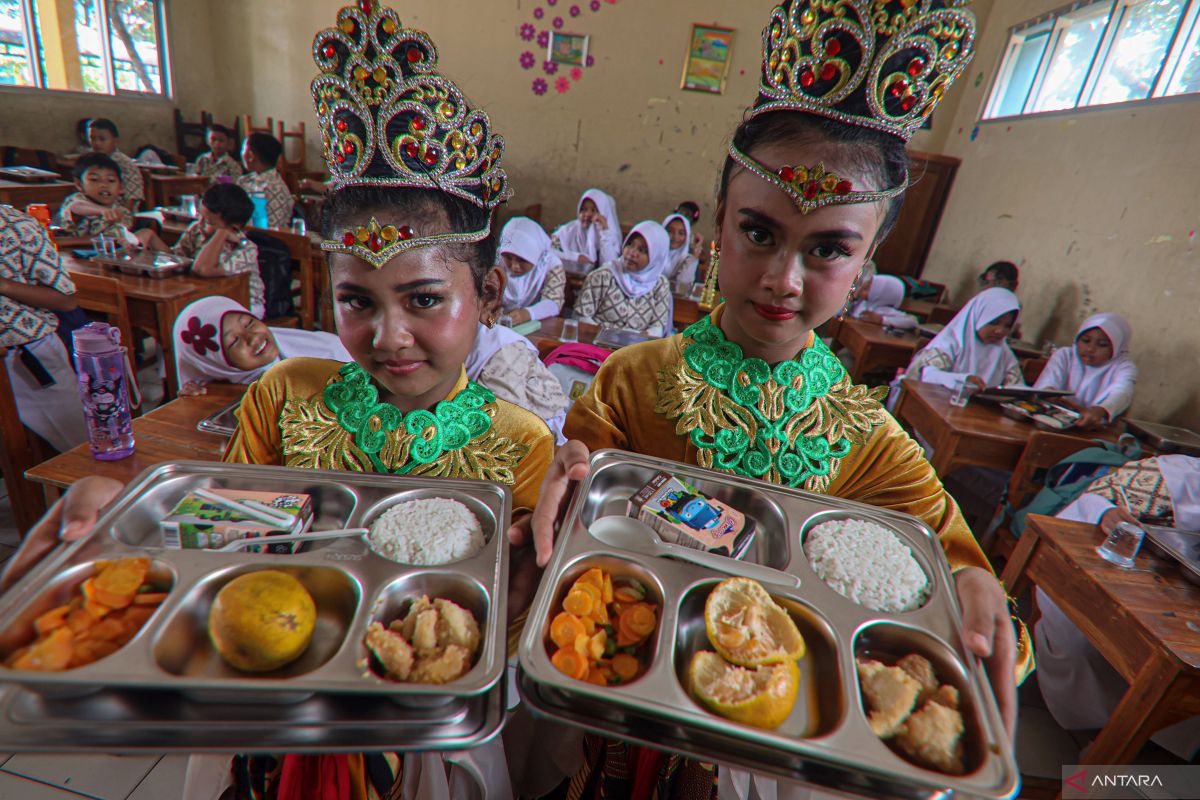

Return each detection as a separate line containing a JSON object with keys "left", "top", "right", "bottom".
{"left": 550, "top": 188, "right": 621, "bottom": 271}
{"left": 662, "top": 212, "right": 703, "bottom": 289}
{"left": 905, "top": 287, "right": 1024, "bottom": 391}
{"left": 1033, "top": 312, "right": 1137, "bottom": 428}
{"left": 574, "top": 221, "right": 674, "bottom": 337}
{"left": 847, "top": 273, "right": 917, "bottom": 330}
{"left": 497, "top": 216, "right": 566, "bottom": 325}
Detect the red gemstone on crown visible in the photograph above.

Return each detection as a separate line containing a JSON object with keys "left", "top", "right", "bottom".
{"left": 359, "top": 0, "right": 372, "bottom": 13}
{"left": 423, "top": 148, "right": 438, "bottom": 165}
{"left": 907, "top": 58, "right": 924, "bottom": 77}
{"left": 322, "top": 44, "right": 336, "bottom": 59}
{"left": 821, "top": 62, "right": 837, "bottom": 82}
{"left": 890, "top": 81, "right": 907, "bottom": 97}
{"left": 335, "top": 119, "right": 348, "bottom": 132}
{"left": 342, "top": 232, "right": 355, "bottom": 246}
{"left": 481, "top": 158, "right": 491, "bottom": 172}
{"left": 799, "top": 68, "right": 815, "bottom": 88}
{"left": 804, "top": 181, "right": 819, "bottom": 200}
{"left": 407, "top": 47, "right": 422, "bottom": 63}
{"left": 335, "top": 152, "right": 346, "bottom": 164}
{"left": 404, "top": 142, "right": 419, "bottom": 158}
{"left": 368, "top": 232, "right": 382, "bottom": 251}
{"left": 834, "top": 180, "right": 852, "bottom": 195}
{"left": 825, "top": 39, "right": 841, "bottom": 57}
{"left": 411, "top": 117, "right": 425, "bottom": 131}
{"left": 900, "top": 95, "right": 917, "bottom": 112}
{"left": 398, "top": 226, "right": 415, "bottom": 240}
{"left": 342, "top": 141, "right": 354, "bottom": 154}
{"left": 777, "top": 166, "right": 796, "bottom": 183}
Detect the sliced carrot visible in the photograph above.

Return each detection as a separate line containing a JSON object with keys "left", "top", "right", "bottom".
{"left": 33, "top": 605, "right": 71, "bottom": 636}
{"left": 590, "top": 596, "right": 609, "bottom": 626}
{"left": 613, "top": 587, "right": 643, "bottom": 604}
{"left": 92, "top": 557, "right": 149, "bottom": 609}
{"left": 65, "top": 607, "right": 99, "bottom": 634}
{"left": 583, "top": 666, "right": 609, "bottom": 686}
{"left": 623, "top": 604, "right": 657, "bottom": 638}
{"left": 587, "top": 630, "right": 607, "bottom": 661}
{"left": 562, "top": 589, "right": 593, "bottom": 617}
{"left": 11, "top": 627, "right": 73, "bottom": 671}
{"left": 133, "top": 592, "right": 168, "bottom": 606}
{"left": 574, "top": 568, "right": 605, "bottom": 593}
{"left": 550, "top": 612, "right": 586, "bottom": 649}
{"left": 602, "top": 572, "right": 614, "bottom": 604}
{"left": 573, "top": 632, "right": 590, "bottom": 657}
{"left": 551, "top": 646, "right": 589, "bottom": 680}
{"left": 88, "top": 618, "right": 125, "bottom": 642}
{"left": 611, "top": 652, "right": 640, "bottom": 681}
{"left": 616, "top": 616, "right": 640, "bottom": 647}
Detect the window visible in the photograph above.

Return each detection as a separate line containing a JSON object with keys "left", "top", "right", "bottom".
{"left": 984, "top": 0, "right": 1199, "bottom": 118}
{"left": 0, "top": 0, "right": 168, "bottom": 96}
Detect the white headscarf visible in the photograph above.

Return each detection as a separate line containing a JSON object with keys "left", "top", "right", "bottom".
{"left": 662, "top": 213, "right": 693, "bottom": 272}
{"left": 611, "top": 221, "right": 671, "bottom": 299}
{"left": 554, "top": 188, "right": 621, "bottom": 264}
{"left": 499, "top": 217, "right": 559, "bottom": 309}
{"left": 850, "top": 273, "right": 906, "bottom": 317}
{"left": 1050, "top": 313, "right": 1136, "bottom": 409}
{"left": 464, "top": 322, "right": 537, "bottom": 381}
{"left": 923, "top": 287, "right": 1021, "bottom": 386}
{"left": 173, "top": 297, "right": 349, "bottom": 388}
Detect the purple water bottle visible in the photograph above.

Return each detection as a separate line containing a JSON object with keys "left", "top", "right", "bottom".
{"left": 73, "top": 322, "right": 136, "bottom": 460}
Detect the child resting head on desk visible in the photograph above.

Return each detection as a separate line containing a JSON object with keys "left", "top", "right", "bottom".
{"left": 497, "top": 216, "right": 564, "bottom": 326}
{"left": 58, "top": 153, "right": 149, "bottom": 249}
{"left": 905, "top": 287, "right": 1024, "bottom": 391}
{"left": 173, "top": 296, "right": 349, "bottom": 397}
{"left": 847, "top": 272, "right": 917, "bottom": 331}
{"left": 1033, "top": 312, "right": 1137, "bottom": 429}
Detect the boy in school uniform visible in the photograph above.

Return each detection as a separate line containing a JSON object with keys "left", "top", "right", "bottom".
{"left": 86, "top": 118, "right": 144, "bottom": 211}
{"left": 236, "top": 132, "right": 294, "bottom": 229}
{"left": 172, "top": 184, "right": 265, "bottom": 318}
{"left": 193, "top": 124, "right": 244, "bottom": 181}
{"left": 58, "top": 153, "right": 146, "bottom": 248}
{"left": 0, "top": 206, "right": 88, "bottom": 452}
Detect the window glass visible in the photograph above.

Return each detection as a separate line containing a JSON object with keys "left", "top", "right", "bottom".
{"left": 1092, "top": 0, "right": 1186, "bottom": 104}
{"left": 107, "top": 0, "right": 160, "bottom": 93}
{"left": 1030, "top": 4, "right": 1112, "bottom": 112}
{"left": 992, "top": 31, "right": 1050, "bottom": 117}
{"left": 1164, "top": 11, "right": 1200, "bottom": 93}
{"left": 74, "top": 0, "right": 109, "bottom": 93}
{"left": 0, "top": 0, "right": 34, "bottom": 86}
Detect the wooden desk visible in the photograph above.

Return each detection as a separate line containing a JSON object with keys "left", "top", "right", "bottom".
{"left": 833, "top": 318, "right": 923, "bottom": 382}
{"left": 0, "top": 179, "right": 75, "bottom": 214}
{"left": 672, "top": 295, "right": 704, "bottom": 330}
{"left": 527, "top": 317, "right": 603, "bottom": 361}
{"left": 1001, "top": 515, "right": 1200, "bottom": 766}
{"left": 901, "top": 297, "right": 959, "bottom": 324}
{"left": 145, "top": 174, "right": 209, "bottom": 209}
{"left": 63, "top": 256, "right": 249, "bottom": 398}
{"left": 25, "top": 384, "right": 243, "bottom": 499}
{"left": 893, "top": 380, "right": 1124, "bottom": 478}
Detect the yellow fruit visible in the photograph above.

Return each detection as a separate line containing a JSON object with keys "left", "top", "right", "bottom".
{"left": 704, "top": 577, "right": 805, "bottom": 666}
{"left": 689, "top": 650, "right": 800, "bottom": 730}
{"left": 208, "top": 571, "right": 316, "bottom": 672}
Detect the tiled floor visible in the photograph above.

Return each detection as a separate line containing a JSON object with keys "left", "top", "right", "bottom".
{"left": 0, "top": 754, "right": 186, "bottom": 800}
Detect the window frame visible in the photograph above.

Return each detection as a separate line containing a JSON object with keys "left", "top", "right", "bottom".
{"left": 982, "top": 0, "right": 1200, "bottom": 121}
{"left": 0, "top": 0, "right": 171, "bottom": 99}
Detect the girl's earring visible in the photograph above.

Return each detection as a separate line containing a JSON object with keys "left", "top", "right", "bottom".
{"left": 700, "top": 242, "right": 721, "bottom": 310}
{"left": 838, "top": 274, "right": 862, "bottom": 322}
{"left": 485, "top": 316, "right": 496, "bottom": 329}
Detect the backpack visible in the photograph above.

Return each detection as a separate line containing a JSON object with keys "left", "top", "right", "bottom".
{"left": 543, "top": 343, "right": 611, "bottom": 404}
{"left": 898, "top": 276, "right": 941, "bottom": 300}
{"left": 246, "top": 231, "right": 296, "bottom": 320}
{"left": 1006, "top": 434, "right": 1143, "bottom": 537}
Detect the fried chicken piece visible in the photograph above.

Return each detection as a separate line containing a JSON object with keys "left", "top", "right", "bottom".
{"left": 411, "top": 608, "right": 440, "bottom": 657}
{"left": 434, "top": 598, "right": 481, "bottom": 653}
{"left": 857, "top": 658, "right": 920, "bottom": 738}
{"left": 365, "top": 622, "right": 413, "bottom": 681}
{"left": 898, "top": 654, "right": 939, "bottom": 703}
{"left": 896, "top": 700, "right": 966, "bottom": 775}
{"left": 410, "top": 644, "right": 472, "bottom": 684}
{"left": 397, "top": 596, "right": 435, "bottom": 642}
{"left": 928, "top": 684, "right": 960, "bottom": 710}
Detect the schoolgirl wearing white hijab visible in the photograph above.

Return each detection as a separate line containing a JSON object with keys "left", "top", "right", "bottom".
{"left": 497, "top": 217, "right": 565, "bottom": 325}
{"left": 1034, "top": 312, "right": 1136, "bottom": 427}
{"left": 847, "top": 273, "right": 917, "bottom": 330}
{"left": 173, "top": 296, "right": 349, "bottom": 395}
{"left": 464, "top": 322, "right": 568, "bottom": 443}
{"left": 662, "top": 213, "right": 702, "bottom": 287}
{"left": 550, "top": 188, "right": 621, "bottom": 270}
{"left": 574, "top": 220, "right": 674, "bottom": 337}
{"left": 906, "top": 287, "right": 1023, "bottom": 390}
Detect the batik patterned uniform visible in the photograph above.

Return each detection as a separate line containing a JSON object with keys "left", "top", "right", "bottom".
{"left": 575, "top": 264, "right": 672, "bottom": 336}
{"left": 195, "top": 152, "right": 244, "bottom": 181}
{"left": 109, "top": 150, "right": 144, "bottom": 208}
{"left": 238, "top": 168, "right": 295, "bottom": 229}
{"left": 907, "top": 346, "right": 1023, "bottom": 387}
{"left": 519, "top": 264, "right": 565, "bottom": 320}
{"left": 58, "top": 193, "right": 135, "bottom": 239}
{"left": 173, "top": 221, "right": 265, "bottom": 317}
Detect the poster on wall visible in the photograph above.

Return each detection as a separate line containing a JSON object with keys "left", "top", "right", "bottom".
{"left": 549, "top": 32, "right": 590, "bottom": 67}
{"left": 681, "top": 24, "right": 734, "bottom": 94}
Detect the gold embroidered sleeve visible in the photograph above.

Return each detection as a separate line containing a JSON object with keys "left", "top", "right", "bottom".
{"left": 223, "top": 377, "right": 284, "bottom": 465}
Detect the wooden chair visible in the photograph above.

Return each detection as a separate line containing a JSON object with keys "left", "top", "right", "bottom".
{"left": 279, "top": 121, "right": 306, "bottom": 174}
{"left": 986, "top": 430, "right": 1095, "bottom": 566}
{"left": 174, "top": 109, "right": 212, "bottom": 162}
{"left": 1021, "top": 356, "right": 1048, "bottom": 385}
{"left": 0, "top": 348, "right": 50, "bottom": 532}
{"left": 242, "top": 115, "right": 276, "bottom": 138}
{"left": 68, "top": 272, "right": 140, "bottom": 413}
{"left": 249, "top": 226, "right": 317, "bottom": 331}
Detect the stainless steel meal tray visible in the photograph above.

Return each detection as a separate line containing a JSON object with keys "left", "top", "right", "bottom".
{"left": 94, "top": 253, "right": 192, "bottom": 278}
{"left": 518, "top": 450, "right": 1018, "bottom": 800}
{"left": 196, "top": 400, "right": 241, "bottom": 437}
{"left": 0, "top": 680, "right": 504, "bottom": 753}
{"left": 1143, "top": 525, "right": 1200, "bottom": 586}
{"left": 0, "top": 462, "right": 511, "bottom": 704}
{"left": 1126, "top": 420, "right": 1200, "bottom": 457}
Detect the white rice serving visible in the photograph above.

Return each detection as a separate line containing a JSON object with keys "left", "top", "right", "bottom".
{"left": 368, "top": 498, "right": 486, "bottom": 565}
{"left": 805, "top": 518, "right": 929, "bottom": 612}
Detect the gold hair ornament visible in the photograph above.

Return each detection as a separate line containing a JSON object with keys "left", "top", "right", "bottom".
{"left": 727, "top": 143, "right": 907, "bottom": 213}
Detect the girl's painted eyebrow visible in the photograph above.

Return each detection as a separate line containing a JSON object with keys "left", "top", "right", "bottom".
{"left": 739, "top": 207, "right": 864, "bottom": 242}
{"left": 334, "top": 278, "right": 446, "bottom": 294}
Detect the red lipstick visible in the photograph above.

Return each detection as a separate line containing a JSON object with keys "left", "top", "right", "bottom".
{"left": 752, "top": 302, "right": 798, "bottom": 322}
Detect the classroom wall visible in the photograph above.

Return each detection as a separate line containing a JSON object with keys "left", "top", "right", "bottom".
{"left": 0, "top": 0, "right": 220, "bottom": 155}
{"left": 922, "top": 0, "right": 1200, "bottom": 426}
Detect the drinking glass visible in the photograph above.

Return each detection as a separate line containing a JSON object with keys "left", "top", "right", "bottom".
{"left": 184, "top": 163, "right": 198, "bottom": 177}
{"left": 290, "top": 218, "right": 307, "bottom": 236}
{"left": 949, "top": 378, "right": 971, "bottom": 408}
{"left": 1096, "top": 521, "right": 1144, "bottom": 568}
{"left": 561, "top": 319, "right": 579, "bottom": 343}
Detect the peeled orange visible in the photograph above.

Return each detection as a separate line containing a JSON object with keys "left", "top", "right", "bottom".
{"left": 688, "top": 650, "right": 800, "bottom": 730}
{"left": 703, "top": 577, "right": 805, "bottom": 666}
{"left": 208, "top": 571, "right": 315, "bottom": 672}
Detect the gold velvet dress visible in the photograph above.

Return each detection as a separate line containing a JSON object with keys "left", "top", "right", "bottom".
{"left": 560, "top": 307, "right": 1032, "bottom": 798}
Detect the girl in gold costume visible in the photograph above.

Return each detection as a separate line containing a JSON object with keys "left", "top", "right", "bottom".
{"left": 514, "top": 1, "right": 1031, "bottom": 796}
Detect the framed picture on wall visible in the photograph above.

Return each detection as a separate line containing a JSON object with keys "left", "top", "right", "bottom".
{"left": 549, "top": 32, "right": 589, "bottom": 67}
{"left": 681, "top": 24, "right": 734, "bottom": 94}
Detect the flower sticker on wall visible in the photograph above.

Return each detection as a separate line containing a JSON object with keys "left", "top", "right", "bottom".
{"left": 520, "top": 51, "right": 536, "bottom": 69}
{"left": 515, "top": 0, "right": 617, "bottom": 98}
{"left": 571, "top": 66, "right": 583, "bottom": 81}
{"left": 532, "top": 78, "right": 548, "bottom": 96}
{"left": 520, "top": 23, "right": 535, "bottom": 41}
{"left": 533, "top": 7, "right": 544, "bottom": 19}
{"left": 590, "top": 0, "right": 600, "bottom": 9}
{"left": 537, "top": 30, "right": 550, "bottom": 47}
{"left": 543, "top": 59, "right": 559, "bottom": 75}
{"left": 553, "top": 16, "right": 564, "bottom": 29}
{"left": 556, "top": 76, "right": 571, "bottom": 93}
{"left": 570, "top": 5, "right": 581, "bottom": 16}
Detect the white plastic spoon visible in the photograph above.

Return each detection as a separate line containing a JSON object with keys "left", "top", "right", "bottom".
{"left": 588, "top": 516, "right": 800, "bottom": 589}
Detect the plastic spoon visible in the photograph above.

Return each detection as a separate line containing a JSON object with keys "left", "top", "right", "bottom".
{"left": 588, "top": 516, "right": 800, "bottom": 589}
{"left": 218, "top": 528, "right": 369, "bottom": 552}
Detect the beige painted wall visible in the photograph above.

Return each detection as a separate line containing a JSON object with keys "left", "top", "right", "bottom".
{"left": 0, "top": 0, "right": 220, "bottom": 154}
{"left": 924, "top": 0, "right": 1200, "bottom": 426}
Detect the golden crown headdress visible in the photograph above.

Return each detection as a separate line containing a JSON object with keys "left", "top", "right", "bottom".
{"left": 311, "top": 0, "right": 511, "bottom": 266}
{"left": 731, "top": 0, "right": 975, "bottom": 213}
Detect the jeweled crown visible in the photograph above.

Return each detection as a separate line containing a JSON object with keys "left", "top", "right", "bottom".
{"left": 754, "top": 0, "right": 976, "bottom": 141}
{"left": 311, "top": 0, "right": 511, "bottom": 265}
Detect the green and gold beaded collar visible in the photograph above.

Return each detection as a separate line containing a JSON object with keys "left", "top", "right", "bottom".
{"left": 280, "top": 362, "right": 527, "bottom": 481}
{"left": 656, "top": 315, "right": 888, "bottom": 491}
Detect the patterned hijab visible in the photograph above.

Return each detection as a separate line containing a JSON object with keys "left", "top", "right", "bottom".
{"left": 499, "top": 217, "right": 559, "bottom": 309}
{"left": 612, "top": 221, "right": 671, "bottom": 299}
{"left": 173, "top": 297, "right": 272, "bottom": 387}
